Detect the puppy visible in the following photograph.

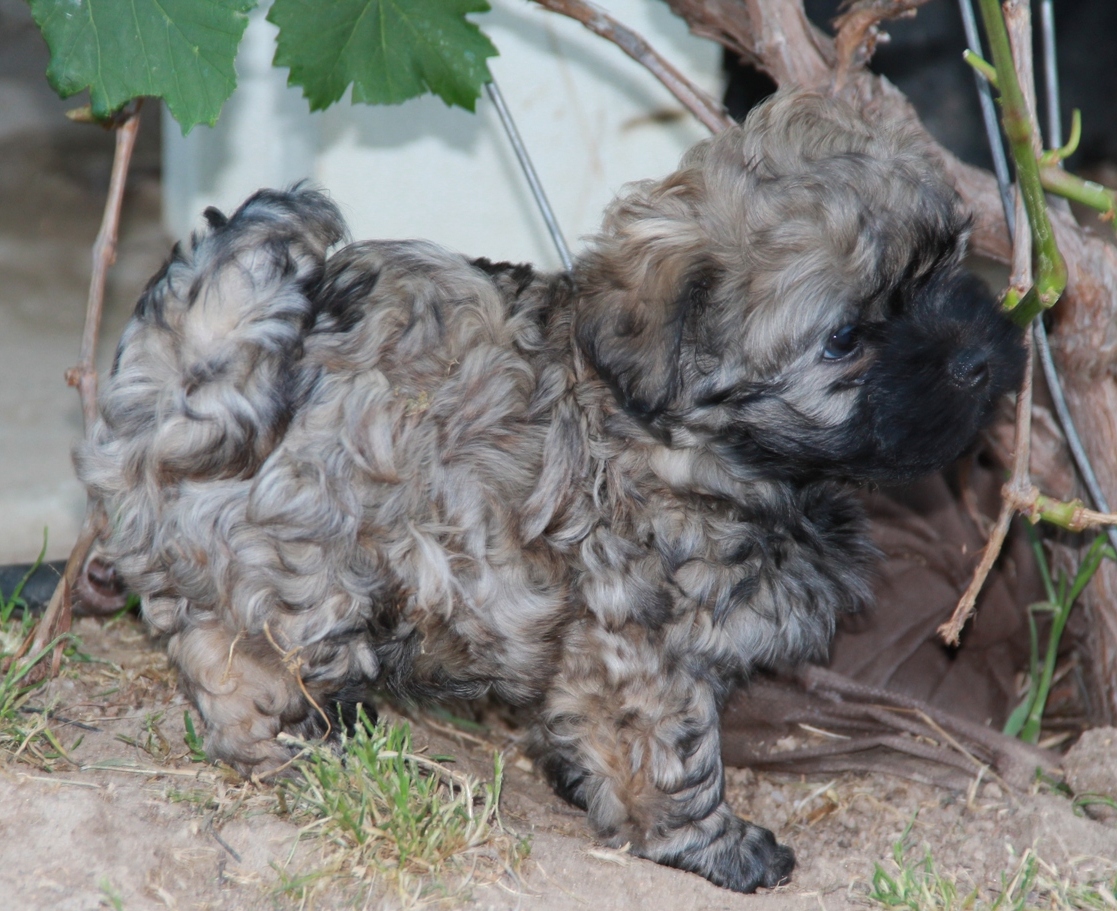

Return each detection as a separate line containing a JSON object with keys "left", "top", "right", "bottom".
{"left": 77, "top": 90, "right": 1023, "bottom": 892}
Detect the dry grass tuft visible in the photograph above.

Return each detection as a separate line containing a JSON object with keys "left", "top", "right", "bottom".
{"left": 272, "top": 706, "right": 528, "bottom": 906}
{"left": 866, "top": 823, "right": 1117, "bottom": 911}
{"left": 0, "top": 546, "right": 80, "bottom": 769}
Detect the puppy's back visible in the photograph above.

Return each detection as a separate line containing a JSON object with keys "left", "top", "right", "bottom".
{"left": 79, "top": 188, "right": 345, "bottom": 498}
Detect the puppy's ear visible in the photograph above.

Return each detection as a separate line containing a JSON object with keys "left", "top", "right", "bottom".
{"left": 575, "top": 172, "right": 710, "bottom": 422}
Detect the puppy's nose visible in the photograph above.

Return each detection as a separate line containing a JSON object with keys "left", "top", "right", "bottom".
{"left": 950, "top": 348, "right": 989, "bottom": 388}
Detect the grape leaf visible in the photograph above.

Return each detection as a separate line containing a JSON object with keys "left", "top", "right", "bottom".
{"left": 268, "top": 0, "right": 497, "bottom": 112}
{"left": 29, "top": 0, "right": 254, "bottom": 132}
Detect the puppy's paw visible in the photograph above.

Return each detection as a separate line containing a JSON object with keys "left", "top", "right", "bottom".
{"left": 663, "top": 816, "right": 795, "bottom": 893}
{"left": 223, "top": 734, "right": 306, "bottom": 782}
{"left": 736, "top": 821, "right": 796, "bottom": 891}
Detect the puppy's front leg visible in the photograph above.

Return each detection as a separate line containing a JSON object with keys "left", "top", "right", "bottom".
{"left": 529, "top": 623, "right": 794, "bottom": 892}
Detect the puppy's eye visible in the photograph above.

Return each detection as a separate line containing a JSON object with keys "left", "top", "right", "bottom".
{"left": 823, "top": 324, "right": 860, "bottom": 360}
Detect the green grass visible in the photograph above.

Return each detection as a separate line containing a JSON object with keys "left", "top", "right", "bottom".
{"left": 115, "top": 710, "right": 168, "bottom": 760}
{"left": 0, "top": 533, "right": 47, "bottom": 654}
{"left": 182, "top": 709, "right": 207, "bottom": 762}
{"left": 98, "top": 876, "right": 125, "bottom": 910}
{"left": 274, "top": 707, "right": 524, "bottom": 903}
{"left": 867, "top": 824, "right": 1117, "bottom": 911}
{"left": 115, "top": 709, "right": 216, "bottom": 767}
{"left": 0, "top": 534, "right": 78, "bottom": 768}
{"left": 1071, "top": 792, "right": 1117, "bottom": 819}
{"left": 1005, "top": 532, "right": 1114, "bottom": 744}
{"left": 0, "top": 637, "right": 75, "bottom": 767}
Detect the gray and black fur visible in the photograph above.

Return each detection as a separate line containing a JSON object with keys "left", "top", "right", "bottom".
{"left": 77, "top": 90, "right": 1024, "bottom": 893}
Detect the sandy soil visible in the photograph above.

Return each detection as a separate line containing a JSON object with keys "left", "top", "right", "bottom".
{"left": 0, "top": 616, "right": 1113, "bottom": 911}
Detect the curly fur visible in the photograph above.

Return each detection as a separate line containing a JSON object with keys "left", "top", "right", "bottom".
{"left": 77, "top": 90, "right": 1023, "bottom": 892}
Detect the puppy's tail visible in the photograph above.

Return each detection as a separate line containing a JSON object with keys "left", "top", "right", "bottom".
{"left": 79, "top": 187, "right": 347, "bottom": 492}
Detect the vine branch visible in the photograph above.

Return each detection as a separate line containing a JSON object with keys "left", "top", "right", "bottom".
{"left": 529, "top": 0, "right": 733, "bottom": 133}
{"left": 1040, "top": 166, "right": 1117, "bottom": 223}
{"left": 831, "top": 0, "right": 932, "bottom": 89}
{"left": 940, "top": 340, "right": 1034, "bottom": 645}
{"left": 66, "top": 100, "right": 143, "bottom": 431}
{"left": 976, "top": 0, "right": 1065, "bottom": 324}
{"left": 941, "top": 0, "right": 1046, "bottom": 644}
{"left": 21, "top": 101, "right": 142, "bottom": 676}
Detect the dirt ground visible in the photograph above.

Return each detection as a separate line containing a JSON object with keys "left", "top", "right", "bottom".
{"left": 1, "top": 5, "right": 1115, "bottom": 909}
{"left": 0, "top": 615, "right": 1113, "bottom": 911}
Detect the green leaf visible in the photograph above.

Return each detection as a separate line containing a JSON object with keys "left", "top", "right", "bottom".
{"left": 268, "top": 0, "right": 497, "bottom": 112}
{"left": 1002, "top": 692, "right": 1033, "bottom": 738}
{"left": 29, "top": 0, "right": 255, "bottom": 132}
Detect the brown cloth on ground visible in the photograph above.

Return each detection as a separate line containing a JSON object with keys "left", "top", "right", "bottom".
{"left": 834, "top": 469, "right": 1041, "bottom": 728}
{"left": 722, "top": 665, "right": 1058, "bottom": 791}
{"left": 721, "top": 463, "right": 1059, "bottom": 790}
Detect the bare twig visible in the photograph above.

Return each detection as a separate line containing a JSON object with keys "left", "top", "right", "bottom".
{"left": 664, "top": 0, "right": 834, "bottom": 89}
{"left": 263, "top": 621, "right": 331, "bottom": 742}
{"left": 937, "top": 1, "right": 1116, "bottom": 645}
{"left": 529, "top": 0, "right": 732, "bottom": 133}
{"left": 1003, "top": 0, "right": 1038, "bottom": 293}
{"left": 939, "top": 340, "right": 1034, "bottom": 645}
{"left": 19, "top": 102, "right": 142, "bottom": 677}
{"left": 939, "top": 0, "right": 1042, "bottom": 645}
{"left": 939, "top": 0, "right": 1117, "bottom": 647}
{"left": 832, "top": 0, "right": 931, "bottom": 89}
{"left": 18, "top": 506, "right": 105, "bottom": 678}
{"left": 65, "top": 100, "right": 143, "bottom": 431}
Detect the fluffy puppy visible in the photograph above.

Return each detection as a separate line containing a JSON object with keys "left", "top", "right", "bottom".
{"left": 77, "top": 90, "right": 1023, "bottom": 892}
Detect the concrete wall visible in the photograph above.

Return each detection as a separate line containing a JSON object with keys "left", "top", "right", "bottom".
{"left": 163, "top": 0, "right": 722, "bottom": 269}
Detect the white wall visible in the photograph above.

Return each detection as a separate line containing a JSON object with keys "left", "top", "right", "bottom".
{"left": 162, "top": 0, "right": 722, "bottom": 269}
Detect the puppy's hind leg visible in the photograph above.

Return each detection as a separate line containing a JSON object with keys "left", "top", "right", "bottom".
{"left": 530, "top": 625, "right": 794, "bottom": 893}
{"left": 168, "top": 621, "right": 331, "bottom": 777}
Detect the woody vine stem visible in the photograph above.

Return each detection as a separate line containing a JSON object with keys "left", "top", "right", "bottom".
{"left": 21, "top": 102, "right": 142, "bottom": 675}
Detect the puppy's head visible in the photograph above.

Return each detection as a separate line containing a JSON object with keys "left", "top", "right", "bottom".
{"left": 575, "top": 89, "right": 1024, "bottom": 483}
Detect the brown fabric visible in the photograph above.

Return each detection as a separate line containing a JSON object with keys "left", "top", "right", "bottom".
{"left": 722, "top": 666, "right": 1059, "bottom": 791}
{"left": 831, "top": 464, "right": 1044, "bottom": 728}
{"left": 721, "top": 455, "right": 1059, "bottom": 788}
